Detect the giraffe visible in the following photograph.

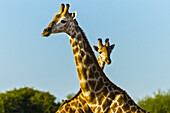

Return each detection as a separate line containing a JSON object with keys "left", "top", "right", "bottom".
{"left": 42, "top": 4, "right": 149, "bottom": 113}
{"left": 93, "top": 38, "right": 115, "bottom": 70}
{"left": 56, "top": 38, "right": 115, "bottom": 113}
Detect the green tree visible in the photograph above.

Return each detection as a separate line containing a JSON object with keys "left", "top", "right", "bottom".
{"left": 138, "top": 90, "right": 170, "bottom": 113}
{"left": 66, "top": 93, "right": 75, "bottom": 99}
{"left": 0, "top": 87, "right": 61, "bottom": 113}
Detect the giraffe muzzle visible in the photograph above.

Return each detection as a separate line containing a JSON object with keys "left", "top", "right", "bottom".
{"left": 106, "top": 59, "right": 111, "bottom": 65}
{"left": 42, "top": 27, "right": 52, "bottom": 37}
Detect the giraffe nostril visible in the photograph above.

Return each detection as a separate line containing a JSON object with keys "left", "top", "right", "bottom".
{"left": 47, "top": 27, "right": 51, "bottom": 31}
{"left": 44, "top": 28, "right": 48, "bottom": 31}
{"left": 44, "top": 27, "right": 51, "bottom": 32}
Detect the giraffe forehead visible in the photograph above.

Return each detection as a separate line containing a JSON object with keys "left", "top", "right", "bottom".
{"left": 52, "top": 14, "right": 70, "bottom": 23}
{"left": 99, "top": 47, "right": 108, "bottom": 54}
{"left": 52, "top": 14, "right": 62, "bottom": 22}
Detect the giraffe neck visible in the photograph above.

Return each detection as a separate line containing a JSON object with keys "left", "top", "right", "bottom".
{"left": 57, "top": 47, "right": 107, "bottom": 111}
{"left": 68, "top": 22, "right": 106, "bottom": 101}
{"left": 66, "top": 20, "right": 148, "bottom": 112}
{"left": 67, "top": 21, "right": 121, "bottom": 109}
{"left": 56, "top": 42, "right": 109, "bottom": 112}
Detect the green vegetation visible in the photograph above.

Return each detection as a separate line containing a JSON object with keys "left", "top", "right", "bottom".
{"left": 138, "top": 90, "right": 170, "bottom": 113}
{"left": 66, "top": 93, "right": 75, "bottom": 99}
{"left": 1, "top": 87, "right": 170, "bottom": 113}
{"left": 0, "top": 87, "right": 61, "bottom": 113}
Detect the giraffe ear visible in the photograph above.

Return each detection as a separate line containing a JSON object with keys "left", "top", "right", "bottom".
{"left": 110, "top": 44, "right": 115, "bottom": 50}
{"left": 93, "top": 46, "right": 99, "bottom": 52}
{"left": 71, "top": 11, "right": 77, "bottom": 19}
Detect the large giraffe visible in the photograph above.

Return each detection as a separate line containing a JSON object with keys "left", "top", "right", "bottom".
{"left": 56, "top": 38, "right": 115, "bottom": 113}
{"left": 42, "top": 4, "right": 149, "bottom": 113}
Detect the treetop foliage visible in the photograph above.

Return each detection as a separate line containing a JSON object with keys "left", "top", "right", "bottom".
{"left": 1, "top": 87, "right": 170, "bottom": 113}
{"left": 0, "top": 87, "right": 61, "bottom": 113}
{"left": 66, "top": 93, "right": 75, "bottom": 99}
{"left": 138, "top": 89, "right": 170, "bottom": 113}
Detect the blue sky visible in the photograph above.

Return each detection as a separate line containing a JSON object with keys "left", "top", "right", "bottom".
{"left": 0, "top": 0, "right": 170, "bottom": 102}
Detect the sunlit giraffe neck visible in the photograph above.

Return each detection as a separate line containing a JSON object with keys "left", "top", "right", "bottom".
{"left": 56, "top": 38, "right": 115, "bottom": 113}
{"left": 42, "top": 4, "right": 149, "bottom": 113}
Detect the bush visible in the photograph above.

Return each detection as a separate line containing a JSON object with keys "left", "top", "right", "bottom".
{"left": 138, "top": 90, "right": 170, "bottom": 113}
{"left": 0, "top": 87, "right": 61, "bottom": 113}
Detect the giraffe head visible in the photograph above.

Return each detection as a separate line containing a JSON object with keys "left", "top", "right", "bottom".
{"left": 42, "top": 4, "right": 77, "bottom": 37}
{"left": 93, "top": 38, "right": 115, "bottom": 65}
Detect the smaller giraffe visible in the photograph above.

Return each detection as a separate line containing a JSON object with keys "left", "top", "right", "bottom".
{"left": 93, "top": 38, "right": 115, "bottom": 70}
{"left": 56, "top": 38, "right": 115, "bottom": 113}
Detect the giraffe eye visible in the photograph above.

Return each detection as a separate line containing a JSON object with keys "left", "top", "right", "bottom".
{"left": 61, "top": 20, "right": 67, "bottom": 23}
{"left": 99, "top": 52, "right": 102, "bottom": 54}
